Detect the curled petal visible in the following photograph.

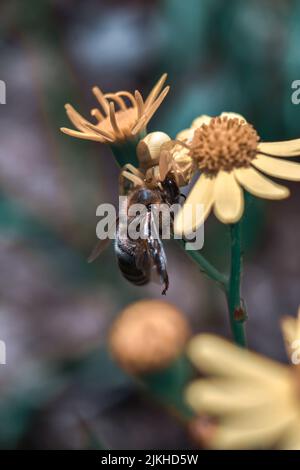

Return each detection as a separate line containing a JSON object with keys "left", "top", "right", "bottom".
{"left": 145, "top": 73, "right": 168, "bottom": 107}
{"left": 104, "top": 93, "right": 126, "bottom": 110}
{"left": 92, "top": 86, "right": 110, "bottom": 115}
{"left": 91, "top": 108, "right": 104, "bottom": 122}
{"left": 60, "top": 127, "right": 108, "bottom": 142}
{"left": 132, "top": 86, "right": 170, "bottom": 135}
{"left": 134, "top": 90, "right": 145, "bottom": 119}
{"left": 84, "top": 122, "right": 115, "bottom": 141}
{"left": 109, "top": 102, "right": 124, "bottom": 138}
{"left": 116, "top": 91, "right": 136, "bottom": 108}
{"left": 144, "top": 87, "right": 170, "bottom": 126}
{"left": 64, "top": 104, "right": 91, "bottom": 132}
{"left": 234, "top": 167, "right": 290, "bottom": 200}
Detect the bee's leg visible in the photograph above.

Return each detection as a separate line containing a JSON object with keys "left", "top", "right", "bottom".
{"left": 122, "top": 164, "right": 144, "bottom": 179}
{"left": 119, "top": 168, "right": 144, "bottom": 194}
{"left": 160, "top": 268, "right": 169, "bottom": 295}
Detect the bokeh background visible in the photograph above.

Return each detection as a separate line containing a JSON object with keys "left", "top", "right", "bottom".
{"left": 0, "top": 0, "right": 300, "bottom": 449}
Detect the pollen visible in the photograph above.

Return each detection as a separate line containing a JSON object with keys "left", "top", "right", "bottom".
{"left": 190, "top": 116, "right": 259, "bottom": 175}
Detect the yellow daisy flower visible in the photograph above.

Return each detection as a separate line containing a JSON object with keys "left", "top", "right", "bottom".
{"left": 60, "top": 74, "right": 169, "bottom": 145}
{"left": 185, "top": 313, "right": 300, "bottom": 449}
{"left": 174, "top": 112, "right": 300, "bottom": 234}
{"left": 281, "top": 308, "right": 300, "bottom": 362}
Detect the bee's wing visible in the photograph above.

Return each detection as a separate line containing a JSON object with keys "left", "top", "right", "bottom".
{"left": 148, "top": 215, "right": 169, "bottom": 294}
{"left": 88, "top": 238, "right": 112, "bottom": 263}
{"left": 134, "top": 212, "right": 152, "bottom": 274}
{"left": 135, "top": 240, "right": 151, "bottom": 275}
{"left": 88, "top": 218, "right": 118, "bottom": 263}
{"left": 127, "top": 207, "right": 169, "bottom": 294}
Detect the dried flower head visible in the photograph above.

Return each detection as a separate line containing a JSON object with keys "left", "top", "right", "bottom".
{"left": 109, "top": 300, "right": 190, "bottom": 374}
{"left": 185, "top": 328, "right": 300, "bottom": 450}
{"left": 60, "top": 74, "right": 169, "bottom": 145}
{"left": 174, "top": 112, "right": 300, "bottom": 232}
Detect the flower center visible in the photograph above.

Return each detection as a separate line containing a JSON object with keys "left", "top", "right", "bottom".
{"left": 190, "top": 116, "right": 259, "bottom": 175}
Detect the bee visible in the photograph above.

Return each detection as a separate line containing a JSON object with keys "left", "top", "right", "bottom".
{"left": 89, "top": 132, "right": 195, "bottom": 294}
{"left": 89, "top": 171, "right": 180, "bottom": 295}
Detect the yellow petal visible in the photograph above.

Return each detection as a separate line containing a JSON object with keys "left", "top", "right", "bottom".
{"left": 258, "top": 139, "right": 300, "bottom": 157}
{"left": 234, "top": 167, "right": 290, "bottom": 200}
{"left": 145, "top": 73, "right": 168, "bottom": 107}
{"left": 213, "top": 171, "right": 244, "bottom": 224}
{"left": 186, "top": 333, "right": 299, "bottom": 450}
{"left": 252, "top": 154, "right": 300, "bottom": 181}
{"left": 60, "top": 127, "right": 108, "bottom": 142}
{"left": 191, "top": 115, "right": 212, "bottom": 128}
{"left": 281, "top": 309, "right": 300, "bottom": 359}
{"left": 221, "top": 111, "right": 247, "bottom": 122}
{"left": 186, "top": 379, "right": 269, "bottom": 415}
{"left": 176, "top": 128, "right": 195, "bottom": 142}
{"left": 211, "top": 411, "right": 296, "bottom": 450}
{"left": 187, "top": 334, "right": 290, "bottom": 385}
{"left": 174, "top": 174, "right": 215, "bottom": 235}
{"left": 280, "top": 424, "right": 300, "bottom": 450}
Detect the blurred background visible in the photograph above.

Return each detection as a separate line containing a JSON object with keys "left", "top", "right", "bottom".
{"left": 0, "top": 0, "right": 300, "bottom": 449}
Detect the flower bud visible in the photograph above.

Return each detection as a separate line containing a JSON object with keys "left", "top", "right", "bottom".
{"left": 109, "top": 300, "right": 190, "bottom": 374}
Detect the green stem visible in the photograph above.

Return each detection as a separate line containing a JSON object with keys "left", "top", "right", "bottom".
{"left": 227, "top": 223, "right": 246, "bottom": 347}
{"left": 179, "top": 225, "right": 247, "bottom": 347}
{"left": 109, "top": 132, "right": 146, "bottom": 168}
{"left": 178, "top": 240, "right": 228, "bottom": 291}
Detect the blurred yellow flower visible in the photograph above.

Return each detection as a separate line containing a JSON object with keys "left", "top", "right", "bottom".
{"left": 174, "top": 112, "right": 300, "bottom": 233}
{"left": 60, "top": 74, "right": 169, "bottom": 145}
{"left": 281, "top": 308, "right": 300, "bottom": 362}
{"left": 185, "top": 319, "right": 300, "bottom": 449}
